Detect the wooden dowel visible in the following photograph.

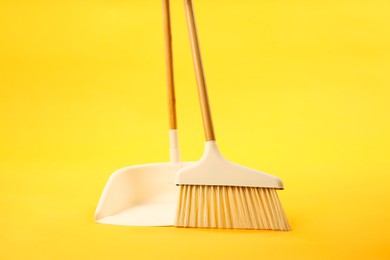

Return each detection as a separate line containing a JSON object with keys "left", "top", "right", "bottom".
{"left": 184, "top": 0, "right": 216, "bottom": 141}
{"left": 163, "top": 0, "right": 177, "bottom": 129}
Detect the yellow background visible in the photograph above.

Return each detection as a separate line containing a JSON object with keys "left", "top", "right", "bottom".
{"left": 1, "top": 0, "right": 389, "bottom": 259}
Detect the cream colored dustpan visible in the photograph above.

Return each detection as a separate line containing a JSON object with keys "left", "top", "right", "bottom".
{"left": 94, "top": 0, "right": 190, "bottom": 226}
{"left": 94, "top": 131, "right": 191, "bottom": 226}
{"left": 95, "top": 156, "right": 192, "bottom": 226}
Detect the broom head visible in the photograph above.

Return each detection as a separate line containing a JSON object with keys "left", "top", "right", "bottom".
{"left": 175, "top": 141, "right": 291, "bottom": 230}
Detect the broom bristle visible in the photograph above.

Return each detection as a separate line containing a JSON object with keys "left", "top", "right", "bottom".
{"left": 175, "top": 185, "right": 291, "bottom": 230}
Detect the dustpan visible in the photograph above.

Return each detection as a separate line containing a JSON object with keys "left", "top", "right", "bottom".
{"left": 94, "top": 0, "right": 190, "bottom": 226}
{"left": 95, "top": 156, "right": 192, "bottom": 226}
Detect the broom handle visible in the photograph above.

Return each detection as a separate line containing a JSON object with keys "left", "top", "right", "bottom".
{"left": 163, "top": 0, "right": 177, "bottom": 130}
{"left": 163, "top": 0, "right": 181, "bottom": 163}
{"left": 184, "top": 0, "right": 216, "bottom": 141}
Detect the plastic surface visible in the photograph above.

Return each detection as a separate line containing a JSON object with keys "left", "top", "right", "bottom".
{"left": 94, "top": 129, "right": 190, "bottom": 226}
{"left": 169, "top": 129, "right": 180, "bottom": 163}
{"left": 176, "top": 141, "right": 284, "bottom": 189}
{"left": 95, "top": 162, "right": 192, "bottom": 226}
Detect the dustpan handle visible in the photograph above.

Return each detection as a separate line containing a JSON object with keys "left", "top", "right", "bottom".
{"left": 184, "top": 0, "right": 216, "bottom": 141}
{"left": 163, "top": 0, "right": 177, "bottom": 130}
{"left": 163, "top": 0, "right": 181, "bottom": 163}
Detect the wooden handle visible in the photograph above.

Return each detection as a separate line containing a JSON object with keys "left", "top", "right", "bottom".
{"left": 163, "top": 0, "right": 177, "bottom": 129}
{"left": 184, "top": 0, "right": 215, "bottom": 141}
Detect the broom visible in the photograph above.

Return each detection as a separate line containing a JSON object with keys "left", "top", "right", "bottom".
{"left": 174, "top": 0, "right": 291, "bottom": 230}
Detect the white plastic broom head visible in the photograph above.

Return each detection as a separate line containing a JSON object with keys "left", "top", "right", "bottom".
{"left": 175, "top": 141, "right": 283, "bottom": 189}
